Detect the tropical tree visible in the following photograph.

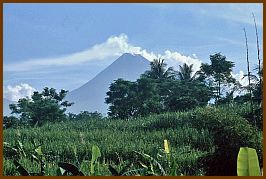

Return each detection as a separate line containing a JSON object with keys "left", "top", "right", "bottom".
{"left": 164, "top": 81, "right": 213, "bottom": 111}
{"left": 177, "top": 63, "right": 198, "bottom": 81}
{"left": 135, "top": 77, "right": 163, "bottom": 116}
{"left": 142, "top": 58, "right": 176, "bottom": 80}
{"left": 105, "top": 79, "right": 138, "bottom": 119}
{"left": 198, "top": 53, "right": 236, "bottom": 103}
{"left": 9, "top": 87, "right": 73, "bottom": 126}
{"left": 106, "top": 59, "right": 214, "bottom": 118}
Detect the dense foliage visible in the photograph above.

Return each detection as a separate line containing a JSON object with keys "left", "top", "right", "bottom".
{"left": 67, "top": 111, "right": 103, "bottom": 120}
{"left": 8, "top": 87, "right": 73, "bottom": 126}
{"left": 106, "top": 57, "right": 215, "bottom": 119}
{"left": 106, "top": 53, "right": 262, "bottom": 121}
{"left": 3, "top": 104, "right": 262, "bottom": 176}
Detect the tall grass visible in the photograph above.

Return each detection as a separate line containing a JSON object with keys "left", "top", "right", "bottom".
{"left": 3, "top": 103, "right": 262, "bottom": 176}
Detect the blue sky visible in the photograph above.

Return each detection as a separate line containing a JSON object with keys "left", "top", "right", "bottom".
{"left": 3, "top": 3, "right": 263, "bottom": 101}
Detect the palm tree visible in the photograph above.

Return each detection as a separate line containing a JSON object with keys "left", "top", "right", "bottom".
{"left": 143, "top": 58, "right": 175, "bottom": 80}
{"left": 177, "top": 63, "right": 198, "bottom": 81}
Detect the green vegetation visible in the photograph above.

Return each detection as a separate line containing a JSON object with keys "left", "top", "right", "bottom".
{"left": 4, "top": 104, "right": 262, "bottom": 176}
{"left": 198, "top": 53, "right": 236, "bottom": 103}
{"left": 105, "top": 55, "right": 216, "bottom": 119}
{"left": 237, "top": 147, "right": 261, "bottom": 176}
{"left": 8, "top": 87, "right": 73, "bottom": 126}
{"left": 106, "top": 52, "right": 262, "bottom": 121}
{"left": 3, "top": 50, "right": 263, "bottom": 176}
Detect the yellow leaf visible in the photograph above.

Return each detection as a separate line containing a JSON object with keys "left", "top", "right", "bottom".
{"left": 164, "top": 139, "right": 170, "bottom": 154}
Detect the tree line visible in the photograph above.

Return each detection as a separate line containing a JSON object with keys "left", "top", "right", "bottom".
{"left": 105, "top": 52, "right": 262, "bottom": 119}
{"left": 4, "top": 52, "right": 262, "bottom": 127}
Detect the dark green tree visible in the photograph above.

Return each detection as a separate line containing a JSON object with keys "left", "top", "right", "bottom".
{"left": 106, "top": 59, "right": 214, "bottom": 119}
{"left": 105, "top": 79, "right": 138, "bottom": 119}
{"left": 135, "top": 77, "right": 163, "bottom": 116}
{"left": 141, "top": 58, "right": 177, "bottom": 111}
{"left": 177, "top": 63, "right": 198, "bottom": 81}
{"left": 142, "top": 58, "right": 176, "bottom": 80}
{"left": 199, "top": 53, "right": 236, "bottom": 103}
{"left": 9, "top": 87, "right": 73, "bottom": 126}
{"left": 165, "top": 81, "right": 212, "bottom": 111}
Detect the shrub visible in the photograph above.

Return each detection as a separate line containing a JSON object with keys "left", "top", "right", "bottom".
{"left": 3, "top": 116, "right": 20, "bottom": 129}
{"left": 185, "top": 107, "right": 262, "bottom": 176}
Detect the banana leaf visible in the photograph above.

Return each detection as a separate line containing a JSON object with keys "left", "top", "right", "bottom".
{"left": 237, "top": 147, "right": 260, "bottom": 176}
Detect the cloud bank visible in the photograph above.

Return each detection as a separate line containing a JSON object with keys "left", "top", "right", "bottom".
{"left": 4, "top": 83, "right": 36, "bottom": 102}
{"left": 4, "top": 34, "right": 202, "bottom": 72}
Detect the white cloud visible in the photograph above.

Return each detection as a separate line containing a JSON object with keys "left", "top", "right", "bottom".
{"left": 4, "top": 83, "right": 36, "bottom": 102}
{"left": 230, "top": 71, "right": 247, "bottom": 97}
{"left": 4, "top": 34, "right": 202, "bottom": 73}
{"left": 4, "top": 34, "right": 130, "bottom": 72}
{"left": 161, "top": 50, "right": 202, "bottom": 72}
{"left": 231, "top": 70, "right": 260, "bottom": 97}
{"left": 232, "top": 71, "right": 248, "bottom": 86}
{"left": 231, "top": 70, "right": 258, "bottom": 87}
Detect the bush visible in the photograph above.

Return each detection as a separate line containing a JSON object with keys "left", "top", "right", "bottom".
{"left": 217, "top": 103, "right": 262, "bottom": 131}
{"left": 184, "top": 107, "right": 262, "bottom": 176}
{"left": 3, "top": 116, "right": 20, "bottom": 129}
{"left": 140, "top": 105, "right": 262, "bottom": 175}
{"left": 75, "top": 111, "right": 103, "bottom": 120}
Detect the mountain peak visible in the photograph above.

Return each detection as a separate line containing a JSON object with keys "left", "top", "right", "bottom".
{"left": 119, "top": 52, "right": 145, "bottom": 58}
{"left": 115, "top": 53, "right": 148, "bottom": 64}
{"left": 121, "top": 52, "right": 135, "bottom": 56}
{"left": 66, "top": 53, "right": 150, "bottom": 114}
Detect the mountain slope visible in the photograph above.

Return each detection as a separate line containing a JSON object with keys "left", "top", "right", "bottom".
{"left": 66, "top": 53, "right": 150, "bottom": 114}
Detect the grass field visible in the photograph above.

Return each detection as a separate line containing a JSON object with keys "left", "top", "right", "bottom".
{"left": 3, "top": 104, "right": 263, "bottom": 176}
